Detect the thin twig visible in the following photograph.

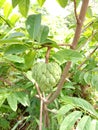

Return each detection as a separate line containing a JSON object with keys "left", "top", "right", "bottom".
{"left": 82, "top": 21, "right": 93, "bottom": 33}
{"left": 35, "top": 83, "right": 42, "bottom": 99}
{"left": 58, "top": 43, "right": 72, "bottom": 47}
{"left": 71, "top": 0, "right": 89, "bottom": 49}
{"left": 39, "top": 99, "right": 43, "bottom": 130}
{"left": 78, "top": 46, "right": 98, "bottom": 69}
{"left": 0, "top": 77, "right": 12, "bottom": 86}
{"left": 0, "top": 15, "right": 11, "bottom": 27}
{"left": 73, "top": 0, "right": 81, "bottom": 24}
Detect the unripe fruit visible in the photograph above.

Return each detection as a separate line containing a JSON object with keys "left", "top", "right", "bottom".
{"left": 32, "top": 62, "right": 61, "bottom": 92}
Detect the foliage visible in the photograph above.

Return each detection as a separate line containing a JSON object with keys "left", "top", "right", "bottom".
{"left": 0, "top": 0, "right": 98, "bottom": 130}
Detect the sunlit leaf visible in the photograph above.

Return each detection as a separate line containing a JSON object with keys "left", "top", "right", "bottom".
{"left": 61, "top": 96, "right": 98, "bottom": 117}
{"left": 37, "top": 0, "right": 46, "bottom": 6}
{"left": 76, "top": 116, "right": 91, "bottom": 130}
{"left": 19, "top": 0, "right": 30, "bottom": 17}
{"left": 60, "top": 111, "right": 82, "bottom": 130}
{"left": 4, "top": 55, "right": 24, "bottom": 63}
{"left": 10, "top": 14, "right": 20, "bottom": 25}
{"left": 15, "top": 92, "right": 30, "bottom": 106}
{"left": 0, "top": 0, "right": 6, "bottom": 7}
{"left": 89, "top": 120, "right": 98, "bottom": 130}
{"left": 4, "top": 2, "right": 12, "bottom": 18}
{"left": 57, "top": 104, "right": 74, "bottom": 123}
{"left": 56, "top": 0, "right": 68, "bottom": 8}
{"left": 7, "top": 93, "right": 17, "bottom": 111}
{"left": 58, "top": 104, "right": 74, "bottom": 115}
{"left": 86, "top": 6, "right": 93, "bottom": 18}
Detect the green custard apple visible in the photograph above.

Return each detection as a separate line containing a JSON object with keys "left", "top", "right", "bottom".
{"left": 32, "top": 62, "right": 61, "bottom": 92}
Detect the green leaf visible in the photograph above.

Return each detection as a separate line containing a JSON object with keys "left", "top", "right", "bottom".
{"left": 93, "top": 20, "right": 98, "bottom": 30}
{"left": 15, "top": 92, "right": 30, "bottom": 106}
{"left": 62, "top": 96, "right": 98, "bottom": 117}
{"left": 56, "top": 0, "right": 68, "bottom": 8}
{"left": 26, "top": 14, "right": 41, "bottom": 40}
{"left": 19, "top": 0, "right": 30, "bottom": 17}
{"left": 76, "top": 116, "right": 91, "bottom": 130}
{"left": 4, "top": 55, "right": 24, "bottom": 63}
{"left": 7, "top": 93, "right": 17, "bottom": 111}
{"left": 0, "top": 94, "right": 7, "bottom": 107}
{"left": 89, "top": 120, "right": 98, "bottom": 130}
{"left": 86, "top": 6, "right": 93, "bottom": 18}
{"left": 57, "top": 104, "right": 74, "bottom": 123}
{"left": 37, "top": 0, "right": 46, "bottom": 6}
{"left": 53, "top": 49, "right": 83, "bottom": 64}
{"left": 35, "top": 25, "right": 49, "bottom": 43}
{"left": 84, "top": 72, "right": 92, "bottom": 84}
{"left": 0, "top": 0, "right": 6, "bottom": 7}
{"left": 25, "top": 71, "right": 34, "bottom": 82}
{"left": 24, "top": 50, "right": 36, "bottom": 69}
{"left": 5, "top": 44, "right": 28, "bottom": 55}
{"left": 10, "top": 14, "right": 20, "bottom": 25}
{"left": 12, "top": 0, "right": 21, "bottom": 8}
{"left": 58, "top": 104, "right": 74, "bottom": 116}
{"left": 41, "top": 39, "right": 59, "bottom": 48}
{"left": 60, "top": 111, "right": 82, "bottom": 130}
{"left": 94, "top": 31, "right": 98, "bottom": 41}
{"left": 4, "top": 2, "right": 12, "bottom": 18}
{"left": 91, "top": 74, "right": 98, "bottom": 90}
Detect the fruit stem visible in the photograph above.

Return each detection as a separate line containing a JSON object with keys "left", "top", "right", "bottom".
{"left": 45, "top": 47, "right": 51, "bottom": 63}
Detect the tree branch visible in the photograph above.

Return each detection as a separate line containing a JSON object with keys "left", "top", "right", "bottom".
{"left": 78, "top": 45, "right": 98, "bottom": 69}
{"left": 47, "top": 61, "right": 71, "bottom": 104}
{"left": 73, "top": 0, "right": 81, "bottom": 24}
{"left": 46, "top": 0, "right": 89, "bottom": 104}
{"left": 71, "top": 0, "right": 89, "bottom": 49}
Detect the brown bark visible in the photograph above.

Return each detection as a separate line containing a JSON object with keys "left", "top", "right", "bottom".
{"left": 47, "top": 0, "right": 90, "bottom": 104}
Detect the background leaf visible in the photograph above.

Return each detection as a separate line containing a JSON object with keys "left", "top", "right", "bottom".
{"left": 56, "top": 0, "right": 68, "bottom": 8}
{"left": 0, "top": 0, "right": 6, "bottom": 7}
{"left": 18, "top": 0, "right": 30, "bottom": 17}
{"left": 5, "top": 44, "right": 28, "bottom": 55}
{"left": 12, "top": 0, "right": 21, "bottom": 8}
{"left": 4, "top": 2, "right": 12, "bottom": 18}
{"left": 37, "top": 0, "right": 46, "bottom": 6}
{"left": 76, "top": 116, "right": 91, "bottom": 130}
{"left": 53, "top": 48, "right": 83, "bottom": 64}
{"left": 60, "top": 111, "right": 82, "bottom": 130}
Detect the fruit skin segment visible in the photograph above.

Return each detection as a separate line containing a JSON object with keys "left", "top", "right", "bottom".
{"left": 32, "top": 62, "right": 62, "bottom": 92}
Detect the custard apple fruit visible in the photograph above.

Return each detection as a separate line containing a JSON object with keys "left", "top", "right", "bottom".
{"left": 32, "top": 62, "right": 61, "bottom": 92}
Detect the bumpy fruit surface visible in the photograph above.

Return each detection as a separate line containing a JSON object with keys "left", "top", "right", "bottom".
{"left": 32, "top": 62, "right": 61, "bottom": 92}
